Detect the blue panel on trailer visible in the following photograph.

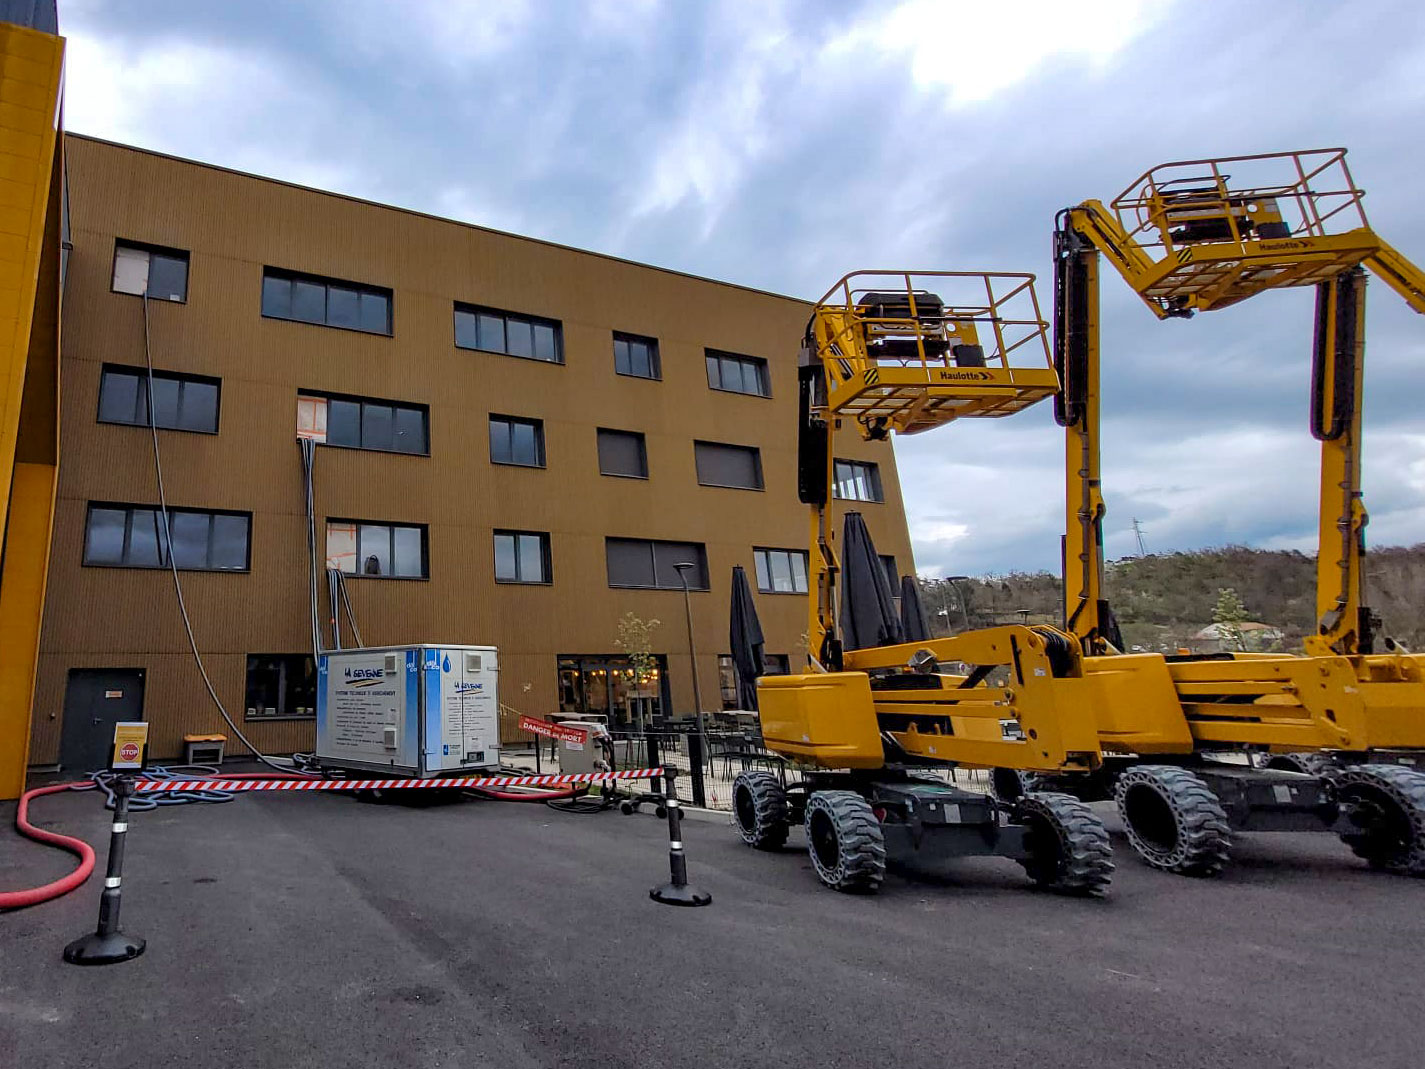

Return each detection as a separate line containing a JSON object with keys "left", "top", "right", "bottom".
{"left": 315, "top": 655, "right": 329, "bottom": 752}
{"left": 423, "top": 648, "right": 442, "bottom": 758}
{"left": 406, "top": 649, "right": 421, "bottom": 757}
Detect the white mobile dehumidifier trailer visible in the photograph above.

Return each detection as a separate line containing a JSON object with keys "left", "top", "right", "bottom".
{"left": 315, "top": 645, "right": 501, "bottom": 778}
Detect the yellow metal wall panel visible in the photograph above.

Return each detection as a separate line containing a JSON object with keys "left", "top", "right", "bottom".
{"left": 30, "top": 134, "right": 917, "bottom": 764}
{"left": 0, "top": 22, "right": 61, "bottom": 797}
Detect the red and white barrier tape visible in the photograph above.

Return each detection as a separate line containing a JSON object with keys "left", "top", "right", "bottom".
{"left": 133, "top": 768, "right": 663, "bottom": 793}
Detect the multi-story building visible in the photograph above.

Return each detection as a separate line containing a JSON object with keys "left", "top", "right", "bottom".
{"left": 28, "top": 134, "right": 914, "bottom": 769}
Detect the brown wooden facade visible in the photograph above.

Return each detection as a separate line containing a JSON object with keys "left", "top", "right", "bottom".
{"left": 30, "top": 135, "right": 914, "bottom": 765}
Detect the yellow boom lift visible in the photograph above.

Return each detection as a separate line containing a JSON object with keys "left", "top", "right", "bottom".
{"left": 731, "top": 271, "right": 1117, "bottom": 895}
{"left": 1040, "top": 148, "right": 1425, "bottom": 876}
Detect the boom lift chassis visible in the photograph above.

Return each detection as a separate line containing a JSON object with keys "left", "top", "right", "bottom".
{"left": 734, "top": 272, "right": 1114, "bottom": 895}
{"left": 1041, "top": 148, "right": 1425, "bottom": 876}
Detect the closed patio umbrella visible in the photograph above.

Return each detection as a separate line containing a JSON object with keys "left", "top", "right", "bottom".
{"left": 729, "top": 564, "right": 765, "bottom": 710}
{"left": 899, "top": 574, "right": 931, "bottom": 642}
{"left": 839, "top": 511, "right": 905, "bottom": 651}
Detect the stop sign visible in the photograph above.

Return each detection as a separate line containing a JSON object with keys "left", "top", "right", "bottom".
{"left": 119, "top": 742, "right": 140, "bottom": 763}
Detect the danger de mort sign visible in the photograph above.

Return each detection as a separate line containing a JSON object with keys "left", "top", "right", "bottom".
{"left": 517, "top": 715, "right": 589, "bottom": 745}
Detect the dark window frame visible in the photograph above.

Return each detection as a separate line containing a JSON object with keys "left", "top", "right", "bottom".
{"left": 82, "top": 501, "right": 251, "bottom": 572}
{"left": 879, "top": 554, "right": 898, "bottom": 591}
{"left": 454, "top": 302, "right": 564, "bottom": 364}
{"left": 705, "top": 348, "right": 771, "bottom": 398}
{"left": 488, "top": 414, "right": 546, "bottom": 468}
{"left": 261, "top": 266, "right": 393, "bottom": 336}
{"left": 604, "top": 537, "right": 710, "bottom": 591}
{"left": 596, "top": 427, "right": 649, "bottom": 479}
{"left": 97, "top": 363, "right": 221, "bottom": 435}
{"left": 327, "top": 517, "right": 429, "bottom": 580}
{"left": 111, "top": 239, "right": 190, "bottom": 303}
{"left": 832, "top": 458, "right": 885, "bottom": 503}
{"left": 299, "top": 390, "right": 429, "bottom": 457}
{"left": 244, "top": 654, "right": 317, "bottom": 721}
{"left": 694, "top": 439, "right": 764, "bottom": 491}
{"left": 753, "top": 547, "right": 810, "bottom": 595}
{"left": 493, "top": 529, "right": 553, "bottom": 585}
{"left": 613, "top": 331, "right": 661, "bottom": 380}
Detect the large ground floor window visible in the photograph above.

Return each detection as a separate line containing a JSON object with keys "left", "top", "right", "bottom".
{"left": 557, "top": 654, "right": 670, "bottom": 729}
{"left": 246, "top": 654, "right": 317, "bottom": 719}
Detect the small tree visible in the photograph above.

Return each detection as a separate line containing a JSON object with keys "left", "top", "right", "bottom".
{"left": 1212, "top": 587, "right": 1249, "bottom": 652}
{"left": 614, "top": 612, "right": 661, "bottom": 727}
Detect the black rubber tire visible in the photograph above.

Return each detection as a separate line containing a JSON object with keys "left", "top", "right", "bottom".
{"left": 732, "top": 771, "right": 789, "bottom": 850}
{"left": 1335, "top": 764, "right": 1425, "bottom": 876}
{"left": 805, "top": 790, "right": 886, "bottom": 893}
{"left": 991, "top": 767, "right": 1037, "bottom": 802}
{"left": 1115, "top": 765, "right": 1231, "bottom": 877}
{"left": 619, "top": 800, "right": 636, "bottom": 815}
{"left": 1013, "top": 791, "right": 1114, "bottom": 896}
{"left": 1266, "top": 752, "right": 1341, "bottom": 779}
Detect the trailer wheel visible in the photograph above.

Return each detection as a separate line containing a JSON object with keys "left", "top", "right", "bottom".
{"left": 1336, "top": 765, "right": 1425, "bottom": 876}
{"left": 1014, "top": 791, "right": 1114, "bottom": 896}
{"left": 732, "top": 771, "right": 789, "bottom": 850}
{"left": 805, "top": 790, "right": 885, "bottom": 893}
{"left": 1115, "top": 765, "right": 1231, "bottom": 876}
{"left": 1266, "top": 752, "right": 1341, "bottom": 779}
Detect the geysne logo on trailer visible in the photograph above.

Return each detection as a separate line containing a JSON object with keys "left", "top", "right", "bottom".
{"left": 344, "top": 667, "right": 387, "bottom": 689}
{"left": 454, "top": 680, "right": 484, "bottom": 694}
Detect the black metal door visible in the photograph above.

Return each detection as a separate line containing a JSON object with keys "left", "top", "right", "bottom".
{"left": 60, "top": 668, "right": 146, "bottom": 772}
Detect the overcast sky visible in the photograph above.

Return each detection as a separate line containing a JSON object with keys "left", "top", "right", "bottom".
{"left": 59, "top": 0, "right": 1425, "bottom": 577}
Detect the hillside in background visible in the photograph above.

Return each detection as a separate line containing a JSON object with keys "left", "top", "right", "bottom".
{"left": 918, "top": 544, "right": 1425, "bottom": 652}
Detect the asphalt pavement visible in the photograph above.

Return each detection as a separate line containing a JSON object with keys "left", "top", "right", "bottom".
{"left": 3, "top": 782, "right": 1423, "bottom": 1069}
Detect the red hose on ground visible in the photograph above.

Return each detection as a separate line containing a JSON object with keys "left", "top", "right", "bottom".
{"left": 2, "top": 773, "right": 582, "bottom": 910}
{"left": 467, "top": 785, "right": 583, "bottom": 802}
{"left": 1, "top": 772, "right": 294, "bottom": 912}
{"left": 1, "top": 782, "right": 96, "bottom": 911}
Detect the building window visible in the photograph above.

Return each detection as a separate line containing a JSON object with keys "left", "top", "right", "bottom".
{"left": 454, "top": 303, "right": 562, "bottom": 363}
{"left": 489, "top": 415, "right": 545, "bottom": 467}
{"left": 613, "top": 331, "right": 660, "bottom": 379}
{"left": 754, "top": 548, "right": 809, "bottom": 594}
{"left": 245, "top": 654, "right": 317, "bottom": 719}
{"left": 83, "top": 503, "right": 250, "bottom": 571}
{"left": 98, "top": 364, "right": 219, "bottom": 433}
{"left": 833, "top": 459, "right": 884, "bottom": 502}
{"left": 718, "top": 654, "right": 740, "bottom": 710}
{"left": 112, "top": 241, "right": 189, "bottom": 302}
{"left": 695, "top": 440, "right": 763, "bottom": 490}
{"left": 261, "top": 267, "right": 392, "bottom": 335}
{"left": 494, "top": 530, "right": 551, "bottom": 584}
{"left": 326, "top": 520, "right": 427, "bottom": 578}
{"left": 879, "top": 555, "right": 898, "bottom": 590}
{"left": 721, "top": 652, "right": 791, "bottom": 707}
{"left": 605, "top": 538, "right": 708, "bottom": 590}
{"left": 597, "top": 428, "right": 648, "bottom": 478}
{"left": 705, "top": 349, "right": 770, "bottom": 397}
{"left": 296, "top": 392, "right": 428, "bottom": 455}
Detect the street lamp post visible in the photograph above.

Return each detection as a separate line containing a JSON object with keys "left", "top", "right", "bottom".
{"left": 673, "top": 561, "right": 709, "bottom": 771}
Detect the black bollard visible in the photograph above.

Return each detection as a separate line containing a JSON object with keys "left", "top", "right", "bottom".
{"left": 686, "top": 732, "right": 707, "bottom": 808}
{"left": 649, "top": 765, "right": 711, "bottom": 907}
{"left": 64, "top": 775, "right": 146, "bottom": 965}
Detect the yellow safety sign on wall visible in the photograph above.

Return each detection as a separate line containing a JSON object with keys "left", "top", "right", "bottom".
{"left": 111, "top": 722, "right": 149, "bottom": 771}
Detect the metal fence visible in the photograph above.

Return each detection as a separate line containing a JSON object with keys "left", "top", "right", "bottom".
{"left": 506, "top": 724, "right": 1000, "bottom": 811}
